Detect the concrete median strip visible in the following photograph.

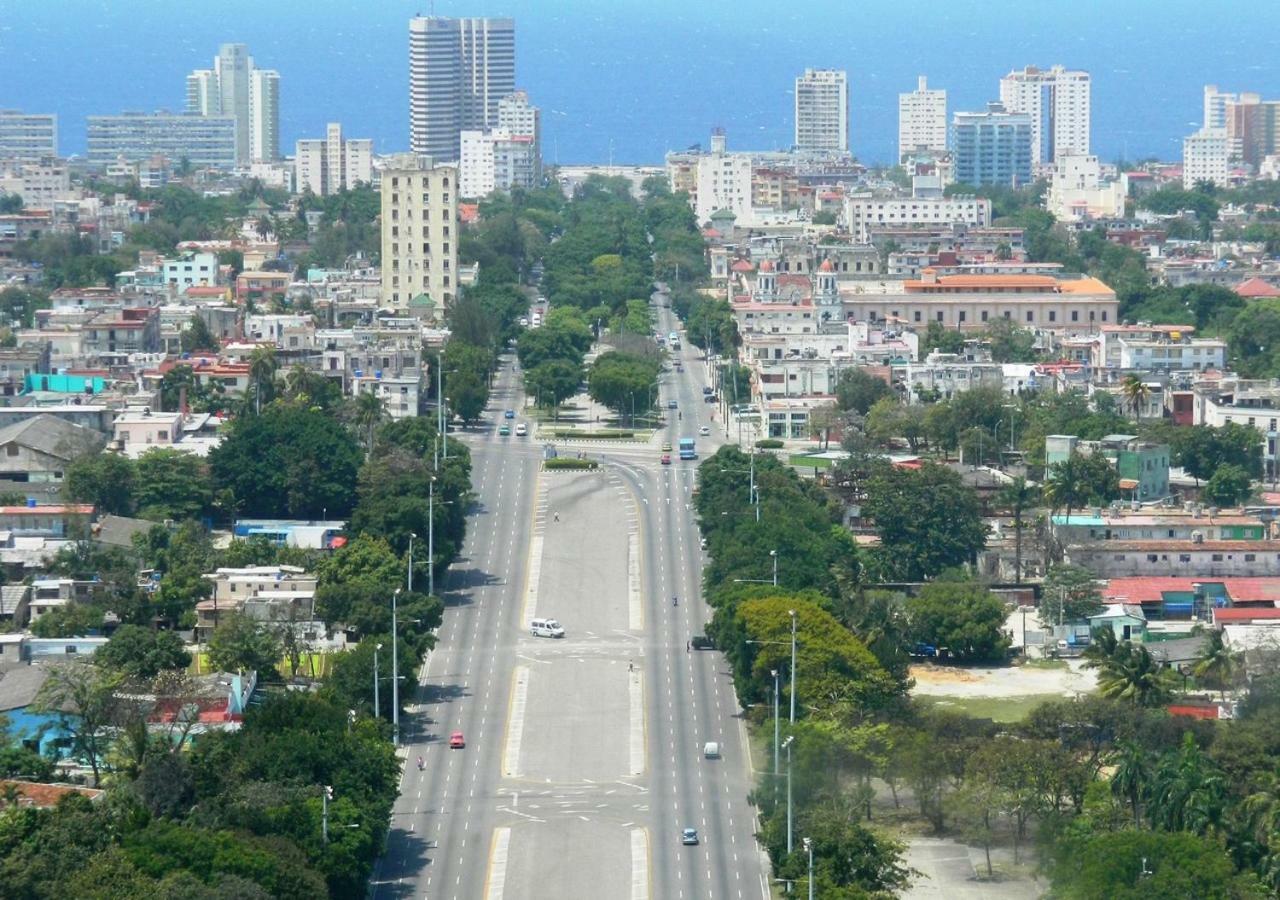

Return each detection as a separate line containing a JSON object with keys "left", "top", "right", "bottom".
{"left": 627, "top": 532, "right": 642, "bottom": 631}
{"left": 484, "top": 827, "right": 511, "bottom": 900}
{"left": 503, "top": 666, "right": 529, "bottom": 778}
{"left": 630, "top": 669, "right": 645, "bottom": 776}
{"left": 630, "top": 827, "right": 649, "bottom": 900}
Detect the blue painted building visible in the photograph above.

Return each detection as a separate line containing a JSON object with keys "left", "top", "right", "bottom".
{"left": 951, "top": 102, "right": 1034, "bottom": 187}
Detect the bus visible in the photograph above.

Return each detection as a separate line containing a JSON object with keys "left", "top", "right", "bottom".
{"left": 678, "top": 437, "right": 696, "bottom": 460}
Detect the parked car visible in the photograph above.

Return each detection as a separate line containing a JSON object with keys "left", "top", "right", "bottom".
{"left": 530, "top": 618, "right": 565, "bottom": 638}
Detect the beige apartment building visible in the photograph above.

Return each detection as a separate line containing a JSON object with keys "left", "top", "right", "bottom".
{"left": 380, "top": 154, "right": 458, "bottom": 319}
{"left": 841, "top": 270, "right": 1118, "bottom": 332}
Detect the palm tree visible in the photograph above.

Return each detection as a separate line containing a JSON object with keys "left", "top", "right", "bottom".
{"left": 248, "top": 346, "right": 278, "bottom": 415}
{"left": 1193, "top": 628, "right": 1241, "bottom": 700}
{"left": 353, "top": 390, "right": 385, "bottom": 457}
{"left": 1120, "top": 374, "right": 1151, "bottom": 422}
{"left": 996, "top": 477, "right": 1040, "bottom": 584}
{"left": 1109, "top": 741, "right": 1152, "bottom": 826}
{"left": 1092, "top": 639, "right": 1177, "bottom": 708}
{"left": 1147, "top": 733, "right": 1226, "bottom": 836}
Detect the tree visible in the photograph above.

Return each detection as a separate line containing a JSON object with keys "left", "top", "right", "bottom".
{"left": 64, "top": 452, "right": 135, "bottom": 516}
{"left": 1087, "top": 638, "right": 1177, "bottom": 708}
{"left": 445, "top": 368, "right": 489, "bottom": 425}
{"left": 587, "top": 351, "right": 660, "bottom": 423}
{"left": 1109, "top": 741, "right": 1152, "bottom": 826}
{"left": 1177, "top": 423, "right": 1264, "bottom": 485}
{"left": 134, "top": 449, "right": 213, "bottom": 522}
{"left": 1204, "top": 463, "right": 1254, "bottom": 507}
{"left": 1194, "top": 628, "right": 1242, "bottom": 699}
{"left": 1121, "top": 374, "right": 1151, "bottom": 421}
{"left": 247, "top": 346, "right": 278, "bottom": 415}
{"left": 1228, "top": 299, "right": 1280, "bottom": 378}
{"left": 995, "top": 477, "right": 1040, "bottom": 584}
{"left": 836, "top": 369, "right": 892, "bottom": 416}
{"left": 1147, "top": 733, "right": 1227, "bottom": 835}
{"left": 30, "top": 602, "right": 106, "bottom": 638}
{"left": 906, "top": 582, "right": 1011, "bottom": 662}
{"left": 863, "top": 462, "right": 987, "bottom": 581}
{"left": 1045, "top": 451, "right": 1121, "bottom": 517}
{"left": 351, "top": 391, "right": 384, "bottom": 456}
{"left": 524, "top": 359, "right": 581, "bottom": 412}
{"left": 864, "top": 397, "right": 926, "bottom": 452}
{"left": 922, "top": 320, "right": 966, "bottom": 355}
{"left": 983, "top": 318, "right": 1038, "bottom": 363}
{"left": 31, "top": 662, "right": 124, "bottom": 785}
{"left": 95, "top": 625, "right": 191, "bottom": 679}
{"left": 1041, "top": 564, "right": 1105, "bottom": 624}
{"left": 209, "top": 405, "right": 362, "bottom": 519}
{"left": 180, "top": 315, "right": 220, "bottom": 353}
{"left": 207, "top": 611, "right": 282, "bottom": 678}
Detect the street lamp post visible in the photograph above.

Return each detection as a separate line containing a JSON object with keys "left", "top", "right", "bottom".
{"left": 783, "top": 735, "right": 795, "bottom": 854}
{"left": 804, "top": 837, "right": 814, "bottom": 900}
{"left": 392, "top": 588, "right": 401, "bottom": 745}
{"left": 789, "top": 607, "right": 797, "bottom": 724}
{"left": 373, "top": 643, "right": 382, "bottom": 718}
{"left": 443, "top": 398, "right": 451, "bottom": 459}
{"left": 772, "top": 668, "right": 780, "bottom": 778}
{"left": 428, "top": 477, "right": 436, "bottom": 598}
{"left": 771, "top": 549, "right": 778, "bottom": 586}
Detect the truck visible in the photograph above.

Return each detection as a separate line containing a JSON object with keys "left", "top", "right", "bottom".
{"left": 678, "top": 437, "right": 696, "bottom": 460}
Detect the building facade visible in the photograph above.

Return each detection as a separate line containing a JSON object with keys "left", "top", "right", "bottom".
{"left": 185, "top": 43, "right": 280, "bottom": 164}
{"left": 998, "top": 64, "right": 1091, "bottom": 164}
{"left": 380, "top": 154, "right": 458, "bottom": 318}
{"left": 951, "top": 103, "right": 1033, "bottom": 187}
{"left": 794, "top": 69, "right": 849, "bottom": 153}
{"left": 898, "top": 76, "right": 947, "bottom": 161}
{"left": 409, "top": 16, "right": 516, "bottom": 162}
{"left": 694, "top": 131, "right": 752, "bottom": 226}
{"left": 87, "top": 113, "right": 237, "bottom": 170}
{"left": 459, "top": 129, "right": 536, "bottom": 198}
{"left": 1184, "top": 127, "right": 1231, "bottom": 188}
{"left": 0, "top": 111, "right": 57, "bottom": 161}
{"left": 295, "top": 123, "right": 373, "bottom": 195}
{"left": 841, "top": 193, "right": 991, "bottom": 243}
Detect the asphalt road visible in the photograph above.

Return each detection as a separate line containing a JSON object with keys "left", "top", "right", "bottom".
{"left": 373, "top": 293, "right": 768, "bottom": 899}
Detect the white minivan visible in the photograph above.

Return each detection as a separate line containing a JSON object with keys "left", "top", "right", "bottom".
{"left": 530, "top": 618, "right": 565, "bottom": 638}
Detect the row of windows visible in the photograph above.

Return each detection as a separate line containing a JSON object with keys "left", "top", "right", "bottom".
{"left": 389, "top": 175, "right": 451, "bottom": 189}
{"left": 1112, "top": 553, "right": 1265, "bottom": 563}
{"left": 866, "top": 308, "right": 1109, "bottom": 324}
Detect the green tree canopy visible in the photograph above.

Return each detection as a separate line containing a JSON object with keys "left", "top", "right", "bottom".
{"left": 863, "top": 462, "right": 987, "bottom": 581}
{"left": 906, "top": 582, "right": 1011, "bottom": 662}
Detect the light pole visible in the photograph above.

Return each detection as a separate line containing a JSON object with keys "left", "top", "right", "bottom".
{"left": 789, "top": 607, "right": 797, "bottom": 724}
{"left": 373, "top": 643, "right": 383, "bottom": 718}
{"left": 428, "top": 476, "right": 436, "bottom": 597}
{"left": 408, "top": 532, "right": 415, "bottom": 593}
{"left": 771, "top": 549, "right": 778, "bottom": 587}
{"left": 783, "top": 734, "right": 795, "bottom": 855}
{"left": 443, "top": 397, "right": 451, "bottom": 459}
{"left": 392, "top": 587, "right": 401, "bottom": 746}
{"left": 804, "top": 836, "right": 814, "bottom": 900}
{"left": 772, "top": 668, "right": 780, "bottom": 778}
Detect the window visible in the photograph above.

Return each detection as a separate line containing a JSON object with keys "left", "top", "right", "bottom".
{"left": 1246, "top": 553, "right": 1257, "bottom": 562}
{"left": 1212, "top": 554, "right": 1224, "bottom": 562}
{"left": 958, "top": 311, "right": 966, "bottom": 323}
{"left": 5, "top": 445, "right": 16, "bottom": 457}
{"left": 981, "top": 311, "right": 989, "bottom": 322}
{"left": 1048, "top": 310, "right": 1057, "bottom": 322}
{"left": 936, "top": 311, "right": 944, "bottom": 322}
{"left": 913, "top": 311, "right": 921, "bottom": 322}
{"left": 1071, "top": 310, "right": 1079, "bottom": 322}
{"left": 1146, "top": 554, "right": 1158, "bottom": 563}
{"left": 1026, "top": 311, "right": 1033, "bottom": 322}
{"left": 1179, "top": 554, "right": 1191, "bottom": 562}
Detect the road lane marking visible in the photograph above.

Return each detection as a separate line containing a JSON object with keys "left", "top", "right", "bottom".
{"left": 483, "top": 827, "right": 511, "bottom": 900}
{"left": 631, "top": 827, "right": 650, "bottom": 900}
{"left": 501, "top": 665, "right": 529, "bottom": 778}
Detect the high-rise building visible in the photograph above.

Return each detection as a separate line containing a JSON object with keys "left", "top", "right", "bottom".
{"left": 794, "top": 69, "right": 849, "bottom": 152}
{"left": 1204, "top": 85, "right": 1237, "bottom": 130}
{"left": 898, "top": 76, "right": 947, "bottom": 161}
{"left": 498, "top": 90, "right": 541, "bottom": 181}
{"left": 409, "top": 16, "right": 515, "bottom": 162}
{"left": 0, "top": 111, "right": 57, "bottom": 161}
{"left": 1184, "top": 127, "right": 1231, "bottom": 188}
{"left": 1224, "top": 93, "right": 1280, "bottom": 168}
{"left": 185, "top": 43, "right": 280, "bottom": 164}
{"left": 295, "top": 123, "right": 373, "bottom": 196}
{"left": 951, "top": 102, "right": 1033, "bottom": 187}
{"left": 87, "top": 112, "right": 237, "bottom": 170}
{"left": 998, "top": 65, "right": 1090, "bottom": 164}
{"left": 380, "top": 154, "right": 458, "bottom": 318}
{"left": 459, "top": 129, "right": 537, "bottom": 198}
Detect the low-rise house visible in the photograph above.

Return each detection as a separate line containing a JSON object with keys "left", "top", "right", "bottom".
{"left": 1051, "top": 506, "right": 1267, "bottom": 543}
{"left": 1046, "top": 434, "right": 1170, "bottom": 501}
{"left": 232, "top": 519, "right": 346, "bottom": 549}
{"left": 112, "top": 407, "right": 182, "bottom": 453}
{"left": 0, "top": 415, "right": 105, "bottom": 490}
{"left": 1072, "top": 540, "right": 1280, "bottom": 577}
{"left": 0, "top": 503, "right": 92, "bottom": 538}
{"left": 0, "top": 780, "right": 104, "bottom": 808}
{"left": 1088, "top": 603, "right": 1148, "bottom": 642}
{"left": 196, "top": 565, "right": 317, "bottom": 641}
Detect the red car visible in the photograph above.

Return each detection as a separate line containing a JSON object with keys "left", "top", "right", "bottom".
{"left": 661, "top": 454, "right": 671, "bottom": 465}
{"left": 449, "top": 731, "right": 465, "bottom": 749}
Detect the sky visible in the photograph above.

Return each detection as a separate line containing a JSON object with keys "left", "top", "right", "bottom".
{"left": 2, "top": 0, "right": 1279, "bottom": 166}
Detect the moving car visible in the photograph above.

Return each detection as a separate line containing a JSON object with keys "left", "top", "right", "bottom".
{"left": 530, "top": 617, "right": 565, "bottom": 638}
{"left": 681, "top": 828, "right": 699, "bottom": 845}
{"left": 691, "top": 634, "right": 715, "bottom": 650}
{"left": 699, "top": 425, "right": 710, "bottom": 436}
{"left": 498, "top": 424, "right": 511, "bottom": 436}
{"left": 667, "top": 400, "right": 678, "bottom": 409}
{"left": 661, "top": 441, "right": 673, "bottom": 452}
{"left": 660, "top": 453, "right": 671, "bottom": 465}
{"left": 515, "top": 423, "right": 527, "bottom": 436}
{"left": 449, "top": 731, "right": 465, "bottom": 749}
{"left": 702, "top": 386, "right": 714, "bottom": 395}
{"left": 519, "top": 317, "right": 529, "bottom": 326}
{"left": 703, "top": 741, "right": 721, "bottom": 759}
{"left": 504, "top": 409, "right": 516, "bottom": 419}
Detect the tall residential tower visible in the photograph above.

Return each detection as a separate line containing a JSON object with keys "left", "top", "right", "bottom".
{"left": 898, "top": 76, "right": 947, "bottom": 161}
{"left": 186, "top": 43, "right": 280, "bottom": 164}
{"left": 409, "top": 16, "right": 515, "bottom": 162}
{"left": 794, "top": 69, "right": 849, "bottom": 153}
{"left": 998, "top": 65, "right": 1090, "bottom": 165}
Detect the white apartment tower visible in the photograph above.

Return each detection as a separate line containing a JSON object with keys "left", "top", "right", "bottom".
{"left": 380, "top": 154, "right": 458, "bottom": 318}
{"left": 898, "top": 76, "right": 947, "bottom": 161}
{"left": 409, "top": 16, "right": 516, "bottom": 163}
{"left": 295, "top": 123, "right": 373, "bottom": 196}
{"left": 0, "top": 111, "right": 58, "bottom": 161}
{"left": 1184, "top": 127, "right": 1230, "bottom": 188}
{"left": 998, "top": 65, "right": 1091, "bottom": 164}
{"left": 459, "top": 129, "right": 537, "bottom": 198}
{"left": 794, "top": 69, "right": 849, "bottom": 153}
{"left": 498, "top": 90, "right": 541, "bottom": 180}
{"left": 186, "top": 43, "right": 280, "bottom": 164}
{"left": 1204, "top": 84, "right": 1238, "bottom": 130}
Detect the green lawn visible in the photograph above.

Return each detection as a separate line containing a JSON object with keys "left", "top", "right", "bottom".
{"left": 917, "top": 694, "right": 1054, "bottom": 723}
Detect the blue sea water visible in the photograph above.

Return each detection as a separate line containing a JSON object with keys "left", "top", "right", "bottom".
{"left": 1, "top": 0, "right": 1278, "bottom": 166}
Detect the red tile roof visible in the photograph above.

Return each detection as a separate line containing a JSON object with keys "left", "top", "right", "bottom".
{"left": 1104, "top": 577, "right": 1280, "bottom": 604}
{"left": 730, "top": 260, "right": 755, "bottom": 272}
{"left": 1234, "top": 277, "right": 1280, "bottom": 298}
{"left": 1214, "top": 607, "right": 1280, "bottom": 622}
{"left": 0, "top": 781, "right": 104, "bottom": 808}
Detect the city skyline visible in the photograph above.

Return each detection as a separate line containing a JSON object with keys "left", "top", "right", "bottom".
{"left": 2, "top": 0, "right": 1279, "bottom": 166}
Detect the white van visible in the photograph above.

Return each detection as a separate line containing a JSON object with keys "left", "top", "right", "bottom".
{"left": 530, "top": 618, "right": 565, "bottom": 638}
{"left": 703, "top": 741, "right": 720, "bottom": 759}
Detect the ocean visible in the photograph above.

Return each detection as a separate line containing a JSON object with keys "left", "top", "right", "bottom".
{"left": 2, "top": 0, "right": 1278, "bottom": 167}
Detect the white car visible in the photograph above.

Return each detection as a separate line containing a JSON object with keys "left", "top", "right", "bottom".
{"left": 515, "top": 423, "right": 528, "bottom": 436}
{"left": 530, "top": 618, "right": 565, "bottom": 638}
{"left": 699, "top": 425, "right": 710, "bottom": 436}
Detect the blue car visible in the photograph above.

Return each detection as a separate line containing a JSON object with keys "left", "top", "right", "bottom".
{"left": 504, "top": 409, "right": 516, "bottom": 419}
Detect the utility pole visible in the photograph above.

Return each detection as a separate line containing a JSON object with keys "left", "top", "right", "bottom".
{"left": 789, "top": 607, "right": 797, "bottom": 724}
{"left": 322, "top": 785, "right": 332, "bottom": 842}
{"left": 783, "top": 736, "right": 795, "bottom": 854}
{"left": 373, "top": 644, "right": 382, "bottom": 718}
{"left": 772, "top": 549, "right": 778, "bottom": 586}
{"left": 805, "top": 837, "right": 814, "bottom": 900}
{"left": 392, "top": 588, "right": 401, "bottom": 745}
{"left": 772, "top": 669, "right": 780, "bottom": 778}
{"left": 428, "top": 478, "right": 436, "bottom": 598}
